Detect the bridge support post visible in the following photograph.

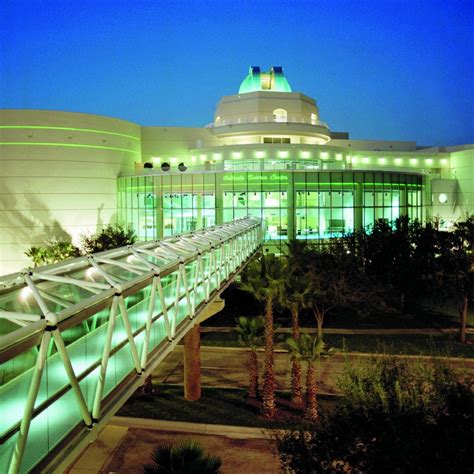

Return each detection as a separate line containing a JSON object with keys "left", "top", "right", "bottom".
{"left": 183, "top": 323, "right": 201, "bottom": 401}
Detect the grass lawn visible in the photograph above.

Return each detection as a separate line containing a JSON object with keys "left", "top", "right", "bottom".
{"left": 117, "top": 385, "right": 338, "bottom": 429}
{"left": 200, "top": 331, "right": 474, "bottom": 358}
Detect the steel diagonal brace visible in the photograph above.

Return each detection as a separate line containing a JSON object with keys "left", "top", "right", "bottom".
{"left": 93, "top": 257, "right": 147, "bottom": 275}
{"left": 28, "top": 271, "right": 109, "bottom": 294}
{"left": 153, "top": 246, "right": 180, "bottom": 262}
{"left": 8, "top": 332, "right": 51, "bottom": 474}
{"left": 0, "top": 310, "right": 42, "bottom": 323}
{"left": 92, "top": 296, "right": 118, "bottom": 420}
{"left": 156, "top": 275, "right": 173, "bottom": 340}
{"left": 158, "top": 241, "right": 185, "bottom": 259}
{"left": 130, "top": 249, "right": 161, "bottom": 273}
{"left": 140, "top": 275, "right": 158, "bottom": 368}
{"left": 136, "top": 246, "right": 177, "bottom": 264}
{"left": 88, "top": 258, "right": 122, "bottom": 287}
{"left": 51, "top": 327, "right": 93, "bottom": 427}
{"left": 179, "top": 262, "right": 193, "bottom": 318}
{"left": 117, "top": 295, "right": 142, "bottom": 374}
{"left": 172, "top": 265, "right": 182, "bottom": 333}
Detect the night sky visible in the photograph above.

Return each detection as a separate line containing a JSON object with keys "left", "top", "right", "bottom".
{"left": 1, "top": 0, "right": 473, "bottom": 146}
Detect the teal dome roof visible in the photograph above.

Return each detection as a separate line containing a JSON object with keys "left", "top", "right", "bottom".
{"left": 239, "top": 66, "right": 292, "bottom": 94}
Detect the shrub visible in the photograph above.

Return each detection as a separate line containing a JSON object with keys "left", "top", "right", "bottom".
{"left": 80, "top": 224, "right": 136, "bottom": 254}
{"left": 141, "top": 440, "right": 221, "bottom": 474}
{"left": 25, "top": 239, "right": 80, "bottom": 267}
{"left": 275, "top": 356, "right": 474, "bottom": 473}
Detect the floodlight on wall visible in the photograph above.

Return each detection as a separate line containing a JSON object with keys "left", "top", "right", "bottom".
{"left": 178, "top": 162, "right": 187, "bottom": 172}
{"left": 161, "top": 162, "right": 170, "bottom": 172}
{"left": 144, "top": 162, "right": 153, "bottom": 169}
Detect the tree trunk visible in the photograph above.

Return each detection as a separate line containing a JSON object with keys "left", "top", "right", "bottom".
{"left": 314, "top": 310, "right": 324, "bottom": 339}
{"left": 262, "top": 296, "right": 276, "bottom": 419}
{"left": 305, "top": 362, "right": 318, "bottom": 421}
{"left": 248, "top": 350, "right": 259, "bottom": 398}
{"left": 459, "top": 296, "right": 468, "bottom": 344}
{"left": 291, "top": 307, "right": 303, "bottom": 406}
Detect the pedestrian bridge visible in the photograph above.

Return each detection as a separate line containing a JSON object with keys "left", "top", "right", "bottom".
{"left": 0, "top": 217, "right": 262, "bottom": 473}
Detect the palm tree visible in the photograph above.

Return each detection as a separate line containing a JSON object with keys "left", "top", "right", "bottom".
{"left": 287, "top": 334, "right": 333, "bottom": 421}
{"left": 235, "top": 316, "right": 265, "bottom": 398}
{"left": 240, "top": 254, "right": 286, "bottom": 419}
{"left": 280, "top": 272, "right": 309, "bottom": 406}
{"left": 141, "top": 440, "right": 221, "bottom": 474}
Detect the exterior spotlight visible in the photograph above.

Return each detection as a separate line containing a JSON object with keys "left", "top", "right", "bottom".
{"left": 161, "top": 162, "right": 170, "bottom": 172}
{"left": 144, "top": 162, "right": 153, "bottom": 169}
{"left": 178, "top": 162, "right": 187, "bottom": 172}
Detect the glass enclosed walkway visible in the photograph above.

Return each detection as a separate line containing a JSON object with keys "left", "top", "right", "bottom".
{"left": 0, "top": 217, "right": 262, "bottom": 473}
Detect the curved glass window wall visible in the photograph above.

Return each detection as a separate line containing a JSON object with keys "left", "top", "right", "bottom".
{"left": 118, "top": 171, "right": 425, "bottom": 242}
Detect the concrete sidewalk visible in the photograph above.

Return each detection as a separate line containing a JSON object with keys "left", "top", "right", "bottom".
{"left": 68, "top": 418, "right": 280, "bottom": 474}
{"left": 201, "top": 326, "right": 474, "bottom": 335}
{"left": 153, "top": 346, "right": 474, "bottom": 396}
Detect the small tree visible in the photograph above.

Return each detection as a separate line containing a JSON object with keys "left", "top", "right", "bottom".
{"left": 306, "top": 248, "right": 369, "bottom": 338}
{"left": 287, "top": 334, "right": 333, "bottom": 421}
{"left": 240, "top": 254, "right": 286, "bottom": 419}
{"left": 235, "top": 316, "right": 265, "bottom": 398}
{"left": 280, "top": 273, "right": 309, "bottom": 406}
{"left": 142, "top": 440, "right": 221, "bottom": 474}
{"left": 81, "top": 223, "right": 136, "bottom": 254}
{"left": 437, "top": 217, "right": 474, "bottom": 343}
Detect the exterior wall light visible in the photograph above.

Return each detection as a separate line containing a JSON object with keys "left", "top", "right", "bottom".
{"left": 152, "top": 156, "right": 161, "bottom": 163}
{"left": 410, "top": 158, "right": 418, "bottom": 165}
{"left": 378, "top": 157, "right": 386, "bottom": 164}
{"left": 394, "top": 158, "right": 402, "bottom": 165}
{"left": 170, "top": 157, "right": 178, "bottom": 164}
{"left": 278, "top": 150, "right": 289, "bottom": 158}
{"left": 320, "top": 152, "right": 329, "bottom": 159}
{"left": 335, "top": 153, "right": 343, "bottom": 160}
{"left": 301, "top": 151, "right": 310, "bottom": 158}
{"left": 438, "top": 193, "right": 448, "bottom": 204}
{"left": 255, "top": 151, "right": 265, "bottom": 158}
{"left": 213, "top": 153, "right": 221, "bottom": 160}
{"left": 200, "top": 154, "right": 207, "bottom": 161}
{"left": 425, "top": 158, "right": 433, "bottom": 165}
{"left": 362, "top": 157, "right": 370, "bottom": 164}
{"left": 191, "top": 156, "right": 197, "bottom": 162}
{"left": 232, "top": 152, "right": 242, "bottom": 159}
{"left": 441, "top": 158, "right": 448, "bottom": 165}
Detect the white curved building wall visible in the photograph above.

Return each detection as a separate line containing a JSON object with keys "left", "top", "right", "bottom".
{"left": 0, "top": 110, "right": 140, "bottom": 274}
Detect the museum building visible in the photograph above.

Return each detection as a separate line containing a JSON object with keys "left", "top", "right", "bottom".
{"left": 1, "top": 66, "right": 473, "bottom": 274}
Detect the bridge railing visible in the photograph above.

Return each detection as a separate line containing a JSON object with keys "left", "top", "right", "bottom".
{"left": 0, "top": 217, "right": 262, "bottom": 473}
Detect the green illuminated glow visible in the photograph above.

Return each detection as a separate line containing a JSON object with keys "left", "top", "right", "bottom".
{"left": 223, "top": 174, "right": 289, "bottom": 182}
{"left": 0, "top": 125, "right": 140, "bottom": 141}
{"left": 0, "top": 142, "right": 140, "bottom": 153}
{"left": 239, "top": 66, "right": 292, "bottom": 94}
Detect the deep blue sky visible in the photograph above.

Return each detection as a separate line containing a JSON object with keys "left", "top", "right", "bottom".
{"left": 1, "top": 0, "right": 473, "bottom": 145}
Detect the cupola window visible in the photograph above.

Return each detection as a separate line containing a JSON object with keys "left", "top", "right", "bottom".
{"left": 273, "top": 108, "right": 287, "bottom": 123}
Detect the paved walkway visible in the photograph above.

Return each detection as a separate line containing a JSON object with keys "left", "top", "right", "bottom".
{"left": 68, "top": 418, "right": 279, "bottom": 474}
{"left": 202, "top": 326, "right": 474, "bottom": 335}
{"left": 153, "top": 345, "right": 474, "bottom": 396}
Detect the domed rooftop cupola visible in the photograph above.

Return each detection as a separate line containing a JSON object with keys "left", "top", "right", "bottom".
{"left": 211, "top": 66, "right": 330, "bottom": 144}
{"left": 239, "top": 66, "right": 292, "bottom": 93}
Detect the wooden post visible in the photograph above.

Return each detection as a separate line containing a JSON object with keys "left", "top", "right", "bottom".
{"left": 184, "top": 323, "right": 201, "bottom": 401}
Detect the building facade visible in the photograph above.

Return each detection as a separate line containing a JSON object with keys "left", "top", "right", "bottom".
{"left": 1, "top": 66, "right": 473, "bottom": 275}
